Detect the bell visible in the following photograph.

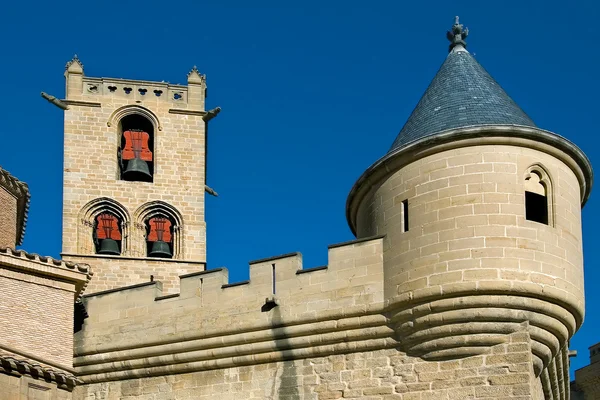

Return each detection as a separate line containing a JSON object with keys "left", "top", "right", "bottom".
{"left": 123, "top": 157, "right": 152, "bottom": 181}
{"left": 98, "top": 238, "right": 120, "bottom": 255}
{"left": 149, "top": 240, "right": 172, "bottom": 258}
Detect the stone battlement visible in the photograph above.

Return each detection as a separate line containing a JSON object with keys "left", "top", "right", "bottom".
{"left": 74, "top": 236, "right": 385, "bottom": 382}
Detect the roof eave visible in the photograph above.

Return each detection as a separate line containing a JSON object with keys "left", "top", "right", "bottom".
{"left": 346, "top": 124, "right": 593, "bottom": 236}
{"left": 0, "top": 168, "right": 30, "bottom": 246}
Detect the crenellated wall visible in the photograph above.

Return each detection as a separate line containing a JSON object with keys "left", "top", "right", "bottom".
{"left": 74, "top": 236, "right": 385, "bottom": 383}
{"left": 73, "top": 236, "right": 564, "bottom": 399}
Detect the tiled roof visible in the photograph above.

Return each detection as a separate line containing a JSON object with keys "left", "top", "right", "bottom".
{"left": 389, "top": 48, "right": 536, "bottom": 153}
{"left": 0, "top": 167, "right": 30, "bottom": 246}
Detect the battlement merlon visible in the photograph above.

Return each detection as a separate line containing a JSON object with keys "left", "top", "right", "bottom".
{"left": 64, "top": 56, "right": 207, "bottom": 111}
{"left": 76, "top": 235, "right": 385, "bottom": 360}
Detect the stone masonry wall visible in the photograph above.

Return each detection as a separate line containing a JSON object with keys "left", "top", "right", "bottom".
{"left": 74, "top": 238, "right": 385, "bottom": 369}
{"left": 354, "top": 143, "right": 584, "bottom": 377}
{"left": 64, "top": 256, "right": 205, "bottom": 294}
{"left": 356, "top": 144, "right": 583, "bottom": 316}
{"left": 0, "top": 187, "right": 18, "bottom": 249}
{"left": 61, "top": 63, "right": 208, "bottom": 293}
{"left": 573, "top": 360, "right": 600, "bottom": 399}
{"left": 0, "top": 374, "right": 73, "bottom": 400}
{"left": 74, "top": 332, "right": 541, "bottom": 400}
{"left": 72, "top": 236, "right": 557, "bottom": 399}
{"left": 0, "top": 267, "right": 75, "bottom": 368}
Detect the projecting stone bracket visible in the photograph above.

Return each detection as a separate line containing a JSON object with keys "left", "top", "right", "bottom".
{"left": 261, "top": 296, "right": 278, "bottom": 312}
{"left": 40, "top": 92, "right": 69, "bottom": 110}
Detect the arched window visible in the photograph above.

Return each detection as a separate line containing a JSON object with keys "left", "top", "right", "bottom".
{"left": 78, "top": 198, "right": 130, "bottom": 256}
{"left": 146, "top": 215, "right": 175, "bottom": 259}
{"left": 94, "top": 212, "right": 122, "bottom": 255}
{"left": 118, "top": 114, "right": 154, "bottom": 182}
{"left": 524, "top": 165, "right": 553, "bottom": 226}
{"left": 135, "top": 201, "right": 183, "bottom": 259}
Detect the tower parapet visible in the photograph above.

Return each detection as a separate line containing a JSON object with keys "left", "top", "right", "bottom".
{"left": 347, "top": 17, "right": 592, "bottom": 396}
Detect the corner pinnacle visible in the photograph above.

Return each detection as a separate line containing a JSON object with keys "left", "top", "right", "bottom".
{"left": 446, "top": 16, "right": 469, "bottom": 52}
{"left": 65, "top": 54, "right": 84, "bottom": 74}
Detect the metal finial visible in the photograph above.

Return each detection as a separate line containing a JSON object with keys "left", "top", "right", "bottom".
{"left": 446, "top": 16, "right": 469, "bottom": 52}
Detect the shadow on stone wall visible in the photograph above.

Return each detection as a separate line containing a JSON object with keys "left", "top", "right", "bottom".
{"left": 270, "top": 305, "right": 301, "bottom": 400}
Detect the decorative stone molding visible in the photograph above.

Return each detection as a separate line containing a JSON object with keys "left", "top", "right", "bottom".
{"left": 134, "top": 201, "right": 184, "bottom": 259}
{"left": 77, "top": 197, "right": 131, "bottom": 257}
{"left": 65, "top": 55, "right": 83, "bottom": 73}
{"left": 347, "top": 125, "right": 594, "bottom": 235}
{"left": 107, "top": 104, "right": 162, "bottom": 131}
{"left": 0, "top": 247, "right": 91, "bottom": 300}
{"left": 524, "top": 163, "right": 555, "bottom": 226}
{"left": 187, "top": 65, "right": 206, "bottom": 84}
{"left": 0, "top": 351, "right": 81, "bottom": 390}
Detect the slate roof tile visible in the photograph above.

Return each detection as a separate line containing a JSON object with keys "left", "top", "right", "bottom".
{"left": 389, "top": 48, "right": 536, "bottom": 153}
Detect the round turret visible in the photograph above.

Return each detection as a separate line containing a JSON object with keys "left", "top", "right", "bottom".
{"left": 346, "top": 18, "right": 593, "bottom": 376}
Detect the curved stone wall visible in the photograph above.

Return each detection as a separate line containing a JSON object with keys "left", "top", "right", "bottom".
{"left": 354, "top": 143, "right": 585, "bottom": 374}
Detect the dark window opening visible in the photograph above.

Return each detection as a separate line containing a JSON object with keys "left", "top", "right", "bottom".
{"left": 525, "top": 191, "right": 548, "bottom": 225}
{"left": 402, "top": 199, "right": 409, "bottom": 232}
{"left": 146, "top": 215, "right": 174, "bottom": 259}
{"left": 94, "top": 212, "right": 122, "bottom": 255}
{"left": 118, "top": 114, "right": 154, "bottom": 183}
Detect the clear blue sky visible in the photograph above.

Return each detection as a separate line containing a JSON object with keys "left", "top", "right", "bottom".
{"left": 1, "top": 0, "right": 598, "bottom": 376}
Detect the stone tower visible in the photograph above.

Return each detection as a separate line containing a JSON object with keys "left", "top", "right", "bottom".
{"left": 60, "top": 57, "right": 215, "bottom": 294}
{"left": 347, "top": 18, "right": 593, "bottom": 397}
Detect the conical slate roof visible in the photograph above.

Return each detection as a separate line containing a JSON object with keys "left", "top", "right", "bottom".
{"left": 389, "top": 19, "right": 536, "bottom": 153}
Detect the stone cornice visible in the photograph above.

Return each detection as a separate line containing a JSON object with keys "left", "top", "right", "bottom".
{"left": 0, "top": 167, "right": 30, "bottom": 246}
{"left": 62, "top": 252, "right": 206, "bottom": 266}
{"left": 346, "top": 125, "right": 594, "bottom": 236}
{"left": 73, "top": 313, "right": 392, "bottom": 382}
{"left": 168, "top": 108, "right": 207, "bottom": 116}
{"left": 61, "top": 99, "right": 102, "bottom": 108}
{"left": 0, "top": 247, "right": 92, "bottom": 300}
{"left": 0, "top": 347, "right": 81, "bottom": 390}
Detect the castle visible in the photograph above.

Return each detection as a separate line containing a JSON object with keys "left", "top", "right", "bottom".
{"left": 0, "top": 18, "right": 597, "bottom": 399}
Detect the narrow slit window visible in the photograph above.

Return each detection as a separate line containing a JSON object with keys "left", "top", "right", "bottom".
{"left": 402, "top": 199, "right": 409, "bottom": 232}
{"left": 524, "top": 170, "right": 550, "bottom": 225}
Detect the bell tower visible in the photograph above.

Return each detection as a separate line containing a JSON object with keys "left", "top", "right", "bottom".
{"left": 56, "top": 56, "right": 217, "bottom": 294}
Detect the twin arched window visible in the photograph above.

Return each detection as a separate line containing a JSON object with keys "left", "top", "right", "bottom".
{"left": 80, "top": 199, "right": 182, "bottom": 259}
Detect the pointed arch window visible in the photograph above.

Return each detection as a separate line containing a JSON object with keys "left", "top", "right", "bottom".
{"left": 79, "top": 198, "right": 130, "bottom": 256}
{"left": 135, "top": 201, "right": 183, "bottom": 260}
{"left": 524, "top": 166, "right": 553, "bottom": 226}
{"left": 146, "top": 215, "right": 175, "bottom": 259}
{"left": 118, "top": 114, "right": 154, "bottom": 182}
{"left": 94, "top": 212, "right": 122, "bottom": 255}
